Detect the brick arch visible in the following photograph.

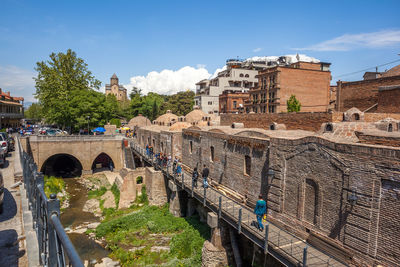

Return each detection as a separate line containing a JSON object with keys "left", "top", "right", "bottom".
{"left": 38, "top": 150, "right": 87, "bottom": 174}
{"left": 91, "top": 152, "right": 116, "bottom": 169}
{"left": 40, "top": 153, "right": 83, "bottom": 177}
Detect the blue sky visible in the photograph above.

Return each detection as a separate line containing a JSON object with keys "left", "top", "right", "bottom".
{"left": 1, "top": 0, "right": 400, "bottom": 101}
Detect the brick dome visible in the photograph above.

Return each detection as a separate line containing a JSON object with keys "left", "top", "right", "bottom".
{"left": 128, "top": 114, "right": 151, "bottom": 128}
{"left": 169, "top": 122, "right": 191, "bottom": 131}
{"left": 185, "top": 109, "right": 207, "bottom": 124}
{"left": 154, "top": 110, "right": 178, "bottom": 126}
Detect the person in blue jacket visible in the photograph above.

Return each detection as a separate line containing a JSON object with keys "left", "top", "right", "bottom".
{"left": 254, "top": 194, "right": 266, "bottom": 231}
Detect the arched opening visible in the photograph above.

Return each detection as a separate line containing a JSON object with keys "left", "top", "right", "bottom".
{"left": 92, "top": 153, "right": 114, "bottom": 172}
{"left": 388, "top": 123, "right": 393, "bottom": 132}
{"left": 41, "top": 154, "right": 83, "bottom": 178}
{"left": 210, "top": 146, "right": 215, "bottom": 162}
{"left": 269, "top": 124, "right": 276, "bottom": 130}
{"left": 352, "top": 113, "right": 360, "bottom": 121}
{"left": 304, "top": 179, "right": 319, "bottom": 225}
{"left": 325, "top": 123, "right": 333, "bottom": 132}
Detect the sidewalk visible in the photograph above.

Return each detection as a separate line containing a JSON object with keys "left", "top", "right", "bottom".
{"left": 0, "top": 149, "right": 28, "bottom": 267}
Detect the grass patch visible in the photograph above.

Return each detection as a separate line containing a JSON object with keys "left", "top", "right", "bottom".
{"left": 88, "top": 186, "right": 107, "bottom": 199}
{"left": 111, "top": 183, "right": 120, "bottom": 209}
{"left": 135, "top": 185, "right": 148, "bottom": 205}
{"left": 95, "top": 205, "right": 209, "bottom": 266}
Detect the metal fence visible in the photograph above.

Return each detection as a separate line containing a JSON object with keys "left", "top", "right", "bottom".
{"left": 131, "top": 141, "right": 347, "bottom": 267}
{"left": 18, "top": 137, "right": 83, "bottom": 267}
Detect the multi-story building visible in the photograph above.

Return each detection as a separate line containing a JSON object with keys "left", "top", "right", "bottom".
{"left": 219, "top": 90, "right": 249, "bottom": 114}
{"left": 0, "top": 88, "right": 24, "bottom": 128}
{"left": 105, "top": 73, "right": 128, "bottom": 102}
{"left": 245, "top": 58, "right": 331, "bottom": 113}
{"left": 194, "top": 59, "right": 259, "bottom": 115}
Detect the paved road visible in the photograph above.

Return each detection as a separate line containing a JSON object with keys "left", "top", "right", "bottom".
{"left": 0, "top": 150, "right": 27, "bottom": 267}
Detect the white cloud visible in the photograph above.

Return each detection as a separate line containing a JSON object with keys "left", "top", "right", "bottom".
{"left": 295, "top": 30, "right": 400, "bottom": 51}
{"left": 126, "top": 66, "right": 211, "bottom": 95}
{"left": 0, "top": 65, "right": 36, "bottom": 101}
{"left": 253, "top": 47, "right": 262, "bottom": 52}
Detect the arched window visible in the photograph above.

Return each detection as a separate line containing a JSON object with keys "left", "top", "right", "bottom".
{"left": 189, "top": 141, "right": 193, "bottom": 154}
{"left": 325, "top": 123, "right": 333, "bottom": 132}
{"left": 353, "top": 113, "right": 360, "bottom": 121}
{"left": 388, "top": 123, "right": 393, "bottom": 132}
{"left": 244, "top": 155, "right": 251, "bottom": 175}
{"left": 269, "top": 124, "right": 275, "bottom": 130}
{"left": 239, "top": 73, "right": 244, "bottom": 77}
{"left": 210, "top": 146, "right": 214, "bottom": 162}
{"left": 304, "top": 179, "right": 319, "bottom": 225}
{"left": 245, "top": 74, "right": 249, "bottom": 78}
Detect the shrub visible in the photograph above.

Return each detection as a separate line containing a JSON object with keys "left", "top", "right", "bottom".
{"left": 136, "top": 176, "right": 143, "bottom": 184}
{"left": 44, "top": 176, "right": 65, "bottom": 197}
{"left": 111, "top": 183, "right": 120, "bottom": 208}
{"left": 136, "top": 185, "right": 148, "bottom": 205}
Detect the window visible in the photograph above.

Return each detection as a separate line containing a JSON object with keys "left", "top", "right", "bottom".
{"left": 325, "top": 123, "right": 333, "bottom": 132}
{"left": 245, "top": 74, "right": 249, "bottom": 78}
{"left": 353, "top": 113, "right": 360, "bottom": 121}
{"left": 161, "top": 142, "right": 164, "bottom": 152}
{"left": 388, "top": 123, "right": 393, "bottom": 132}
{"left": 153, "top": 138, "right": 155, "bottom": 146}
{"left": 189, "top": 141, "right": 193, "bottom": 154}
{"left": 210, "top": 146, "right": 214, "bottom": 161}
{"left": 208, "top": 101, "right": 213, "bottom": 105}
{"left": 239, "top": 73, "right": 244, "bottom": 77}
{"left": 244, "top": 155, "right": 251, "bottom": 175}
{"left": 233, "top": 101, "right": 237, "bottom": 108}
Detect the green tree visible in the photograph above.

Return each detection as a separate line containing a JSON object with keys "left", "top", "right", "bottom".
{"left": 162, "top": 90, "right": 195, "bottom": 116}
{"left": 286, "top": 94, "right": 301, "bottom": 113}
{"left": 24, "top": 103, "right": 42, "bottom": 120}
{"left": 34, "top": 49, "right": 101, "bottom": 129}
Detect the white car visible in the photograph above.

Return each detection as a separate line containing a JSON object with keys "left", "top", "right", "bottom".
{"left": 0, "top": 136, "right": 6, "bottom": 167}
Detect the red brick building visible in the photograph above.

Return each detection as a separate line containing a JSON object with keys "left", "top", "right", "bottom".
{"left": 219, "top": 90, "right": 249, "bottom": 114}
{"left": 336, "top": 64, "right": 400, "bottom": 112}
{"left": 377, "top": 85, "right": 400, "bottom": 113}
{"left": 244, "top": 61, "right": 331, "bottom": 113}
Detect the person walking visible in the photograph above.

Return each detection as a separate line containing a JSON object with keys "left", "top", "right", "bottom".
{"left": 254, "top": 194, "right": 267, "bottom": 231}
{"left": 146, "top": 144, "right": 149, "bottom": 156}
{"left": 202, "top": 164, "right": 209, "bottom": 189}
{"left": 176, "top": 160, "right": 182, "bottom": 177}
{"left": 192, "top": 167, "right": 199, "bottom": 188}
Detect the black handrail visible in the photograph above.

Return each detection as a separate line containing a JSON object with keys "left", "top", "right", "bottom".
{"left": 17, "top": 137, "right": 83, "bottom": 267}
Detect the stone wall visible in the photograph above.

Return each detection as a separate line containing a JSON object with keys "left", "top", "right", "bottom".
{"left": 355, "top": 131, "right": 400, "bottom": 147}
{"left": 182, "top": 128, "right": 269, "bottom": 205}
{"left": 144, "top": 167, "right": 167, "bottom": 206}
{"left": 337, "top": 75, "right": 400, "bottom": 112}
{"left": 268, "top": 136, "right": 400, "bottom": 266}
{"left": 118, "top": 167, "right": 146, "bottom": 209}
{"left": 220, "top": 112, "right": 333, "bottom": 132}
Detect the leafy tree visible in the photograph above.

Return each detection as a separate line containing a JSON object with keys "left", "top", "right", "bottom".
{"left": 162, "top": 90, "right": 195, "bottom": 116}
{"left": 34, "top": 49, "right": 101, "bottom": 129}
{"left": 287, "top": 94, "right": 301, "bottom": 113}
{"left": 24, "top": 103, "right": 42, "bottom": 120}
{"left": 110, "top": 118, "right": 121, "bottom": 128}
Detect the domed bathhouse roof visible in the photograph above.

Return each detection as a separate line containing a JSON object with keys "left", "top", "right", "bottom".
{"left": 154, "top": 110, "right": 178, "bottom": 126}
{"left": 185, "top": 108, "right": 207, "bottom": 124}
{"left": 128, "top": 114, "right": 151, "bottom": 128}
{"left": 169, "top": 122, "right": 191, "bottom": 131}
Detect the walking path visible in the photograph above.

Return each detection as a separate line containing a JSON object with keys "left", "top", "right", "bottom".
{"left": 0, "top": 149, "right": 28, "bottom": 267}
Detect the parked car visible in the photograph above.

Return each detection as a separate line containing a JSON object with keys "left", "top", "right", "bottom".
{"left": 0, "top": 132, "right": 14, "bottom": 152}
{"left": 0, "top": 171, "right": 3, "bottom": 213}
{"left": 0, "top": 135, "right": 8, "bottom": 157}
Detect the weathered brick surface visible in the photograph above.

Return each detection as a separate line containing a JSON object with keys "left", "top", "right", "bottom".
{"left": 337, "top": 75, "right": 400, "bottom": 112}
{"left": 377, "top": 87, "right": 400, "bottom": 113}
{"left": 221, "top": 112, "right": 333, "bottom": 131}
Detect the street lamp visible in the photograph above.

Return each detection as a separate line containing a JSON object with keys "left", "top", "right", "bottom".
{"left": 87, "top": 116, "right": 90, "bottom": 135}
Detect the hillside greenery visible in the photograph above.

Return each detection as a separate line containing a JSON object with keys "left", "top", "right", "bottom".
{"left": 30, "top": 49, "right": 196, "bottom": 130}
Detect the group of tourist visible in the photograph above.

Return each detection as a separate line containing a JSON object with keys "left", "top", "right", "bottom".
{"left": 125, "top": 129, "right": 136, "bottom": 138}
{"left": 143, "top": 143, "right": 267, "bottom": 232}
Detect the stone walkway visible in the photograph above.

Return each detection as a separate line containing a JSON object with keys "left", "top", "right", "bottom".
{"left": 0, "top": 150, "right": 28, "bottom": 267}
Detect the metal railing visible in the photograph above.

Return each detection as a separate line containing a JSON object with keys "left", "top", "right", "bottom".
{"left": 18, "top": 137, "right": 83, "bottom": 267}
{"left": 32, "top": 135, "right": 123, "bottom": 141}
{"left": 130, "top": 141, "right": 347, "bottom": 267}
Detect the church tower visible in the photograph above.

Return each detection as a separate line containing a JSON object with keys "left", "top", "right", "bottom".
{"left": 105, "top": 73, "right": 128, "bottom": 101}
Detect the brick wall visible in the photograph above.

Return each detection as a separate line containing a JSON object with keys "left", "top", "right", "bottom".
{"left": 337, "top": 75, "right": 400, "bottom": 112}
{"left": 355, "top": 131, "right": 400, "bottom": 147}
{"left": 279, "top": 67, "right": 330, "bottom": 112}
{"left": 377, "top": 88, "right": 400, "bottom": 113}
{"left": 220, "top": 112, "right": 333, "bottom": 131}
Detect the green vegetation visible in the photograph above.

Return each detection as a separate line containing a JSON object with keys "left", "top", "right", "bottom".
{"left": 136, "top": 176, "right": 143, "bottom": 184}
{"left": 111, "top": 183, "right": 120, "bottom": 208}
{"left": 43, "top": 176, "right": 67, "bottom": 205}
{"left": 95, "top": 205, "right": 210, "bottom": 267}
{"left": 88, "top": 186, "right": 107, "bottom": 199}
{"left": 287, "top": 94, "right": 301, "bottom": 113}
{"left": 33, "top": 49, "right": 196, "bottom": 131}
{"left": 135, "top": 185, "right": 148, "bottom": 205}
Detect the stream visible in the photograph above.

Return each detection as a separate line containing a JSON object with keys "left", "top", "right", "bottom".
{"left": 60, "top": 178, "right": 109, "bottom": 263}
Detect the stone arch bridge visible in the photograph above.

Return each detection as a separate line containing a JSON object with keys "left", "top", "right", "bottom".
{"left": 21, "top": 135, "right": 125, "bottom": 175}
